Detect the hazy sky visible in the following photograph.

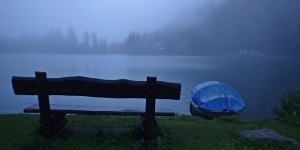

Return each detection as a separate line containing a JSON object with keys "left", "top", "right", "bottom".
{"left": 0, "top": 0, "right": 224, "bottom": 42}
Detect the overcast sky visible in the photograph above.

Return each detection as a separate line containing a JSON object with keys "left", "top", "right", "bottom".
{"left": 0, "top": 0, "right": 224, "bottom": 42}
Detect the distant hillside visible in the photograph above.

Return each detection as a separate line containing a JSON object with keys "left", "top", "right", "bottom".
{"left": 157, "top": 0, "right": 300, "bottom": 56}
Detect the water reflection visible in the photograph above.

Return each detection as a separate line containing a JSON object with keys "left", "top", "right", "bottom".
{"left": 1, "top": 54, "right": 300, "bottom": 120}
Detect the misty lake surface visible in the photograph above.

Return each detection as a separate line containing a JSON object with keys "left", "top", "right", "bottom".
{"left": 1, "top": 53, "right": 300, "bottom": 120}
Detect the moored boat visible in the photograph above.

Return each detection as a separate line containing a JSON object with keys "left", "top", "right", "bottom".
{"left": 190, "top": 81, "right": 245, "bottom": 119}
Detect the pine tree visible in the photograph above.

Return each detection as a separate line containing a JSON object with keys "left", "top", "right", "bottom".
{"left": 91, "top": 32, "right": 99, "bottom": 50}
{"left": 83, "top": 31, "right": 90, "bottom": 48}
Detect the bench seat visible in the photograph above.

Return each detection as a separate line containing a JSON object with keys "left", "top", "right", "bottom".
{"left": 24, "top": 103, "right": 176, "bottom": 116}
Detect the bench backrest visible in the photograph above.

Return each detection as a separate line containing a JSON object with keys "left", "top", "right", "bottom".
{"left": 12, "top": 72, "right": 181, "bottom": 100}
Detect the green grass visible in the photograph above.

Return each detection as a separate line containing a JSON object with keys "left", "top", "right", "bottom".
{"left": 273, "top": 89, "right": 300, "bottom": 126}
{"left": 0, "top": 114, "right": 299, "bottom": 150}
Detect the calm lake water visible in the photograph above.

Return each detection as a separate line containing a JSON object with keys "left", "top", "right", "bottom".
{"left": 1, "top": 53, "right": 300, "bottom": 120}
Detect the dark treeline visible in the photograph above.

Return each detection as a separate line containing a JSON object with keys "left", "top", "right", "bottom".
{"left": 1, "top": 0, "right": 300, "bottom": 56}
{"left": 155, "top": 0, "right": 300, "bottom": 56}
{"left": 0, "top": 28, "right": 110, "bottom": 54}
{"left": 123, "top": 0, "right": 300, "bottom": 56}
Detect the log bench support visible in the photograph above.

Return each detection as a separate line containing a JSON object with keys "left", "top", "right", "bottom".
{"left": 143, "top": 77, "right": 157, "bottom": 140}
{"left": 36, "top": 72, "right": 67, "bottom": 137}
{"left": 12, "top": 72, "right": 181, "bottom": 140}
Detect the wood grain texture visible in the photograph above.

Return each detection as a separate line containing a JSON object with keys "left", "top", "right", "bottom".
{"left": 12, "top": 76, "right": 181, "bottom": 99}
{"left": 24, "top": 103, "right": 176, "bottom": 116}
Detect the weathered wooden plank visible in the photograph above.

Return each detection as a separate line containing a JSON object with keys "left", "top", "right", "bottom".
{"left": 24, "top": 104, "right": 176, "bottom": 116}
{"left": 35, "top": 72, "right": 51, "bottom": 118}
{"left": 12, "top": 76, "right": 181, "bottom": 99}
{"left": 144, "top": 77, "right": 157, "bottom": 139}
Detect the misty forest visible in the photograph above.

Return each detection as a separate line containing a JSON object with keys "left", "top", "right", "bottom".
{"left": 1, "top": 0, "right": 299, "bottom": 56}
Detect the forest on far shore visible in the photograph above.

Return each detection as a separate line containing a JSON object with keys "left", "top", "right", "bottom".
{"left": 1, "top": 0, "right": 300, "bottom": 57}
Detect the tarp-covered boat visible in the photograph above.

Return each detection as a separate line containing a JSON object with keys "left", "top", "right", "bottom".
{"left": 190, "top": 81, "right": 245, "bottom": 119}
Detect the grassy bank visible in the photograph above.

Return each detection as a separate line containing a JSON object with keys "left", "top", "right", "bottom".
{"left": 0, "top": 114, "right": 299, "bottom": 150}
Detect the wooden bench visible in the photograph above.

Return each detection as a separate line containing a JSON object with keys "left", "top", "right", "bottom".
{"left": 12, "top": 72, "right": 181, "bottom": 140}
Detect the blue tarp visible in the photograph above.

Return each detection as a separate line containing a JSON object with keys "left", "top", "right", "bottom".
{"left": 191, "top": 81, "right": 245, "bottom": 112}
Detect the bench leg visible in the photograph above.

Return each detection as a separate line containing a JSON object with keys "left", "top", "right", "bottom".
{"left": 141, "top": 76, "right": 159, "bottom": 141}
{"left": 140, "top": 116, "right": 158, "bottom": 141}
{"left": 39, "top": 113, "right": 67, "bottom": 138}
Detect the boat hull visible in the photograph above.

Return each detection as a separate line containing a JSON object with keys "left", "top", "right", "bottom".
{"left": 189, "top": 103, "right": 238, "bottom": 119}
